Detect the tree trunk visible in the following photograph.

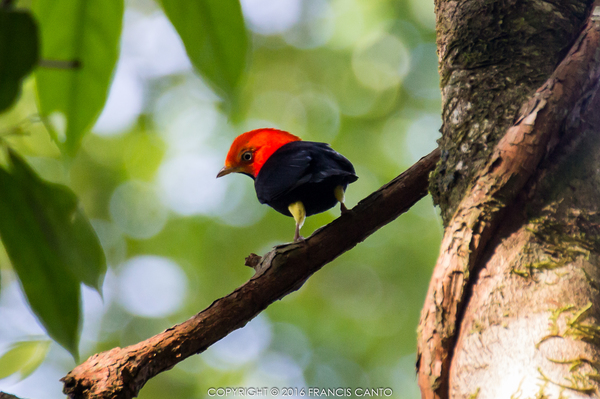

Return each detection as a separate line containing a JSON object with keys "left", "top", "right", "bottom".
{"left": 419, "top": 0, "right": 600, "bottom": 397}
{"left": 430, "top": 0, "right": 591, "bottom": 224}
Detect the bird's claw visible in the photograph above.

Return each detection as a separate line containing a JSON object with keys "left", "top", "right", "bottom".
{"left": 340, "top": 202, "right": 349, "bottom": 214}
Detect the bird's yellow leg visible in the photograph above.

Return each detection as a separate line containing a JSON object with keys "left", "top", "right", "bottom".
{"left": 288, "top": 201, "right": 306, "bottom": 242}
{"left": 334, "top": 185, "right": 348, "bottom": 213}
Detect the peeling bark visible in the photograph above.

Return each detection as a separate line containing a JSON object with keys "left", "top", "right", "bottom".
{"left": 430, "top": 0, "right": 591, "bottom": 224}
{"left": 420, "top": 0, "right": 600, "bottom": 398}
{"left": 450, "top": 59, "right": 600, "bottom": 398}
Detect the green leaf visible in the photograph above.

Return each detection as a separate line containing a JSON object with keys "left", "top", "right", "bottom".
{"left": 0, "top": 9, "right": 39, "bottom": 112}
{"left": 0, "top": 340, "right": 50, "bottom": 381}
{"left": 8, "top": 151, "right": 107, "bottom": 290}
{"left": 0, "top": 151, "right": 107, "bottom": 358}
{"left": 33, "top": 0, "right": 124, "bottom": 155}
{"left": 158, "top": 0, "right": 249, "bottom": 100}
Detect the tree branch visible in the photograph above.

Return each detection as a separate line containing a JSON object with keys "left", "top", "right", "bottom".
{"left": 416, "top": 4, "right": 600, "bottom": 398}
{"left": 61, "top": 148, "right": 441, "bottom": 399}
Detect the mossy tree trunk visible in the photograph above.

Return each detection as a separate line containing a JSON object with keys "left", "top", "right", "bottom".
{"left": 419, "top": 0, "right": 600, "bottom": 397}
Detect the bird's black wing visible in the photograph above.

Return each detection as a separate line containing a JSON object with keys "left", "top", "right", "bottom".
{"left": 308, "top": 143, "right": 358, "bottom": 184}
{"left": 255, "top": 141, "right": 357, "bottom": 205}
{"left": 255, "top": 142, "right": 313, "bottom": 205}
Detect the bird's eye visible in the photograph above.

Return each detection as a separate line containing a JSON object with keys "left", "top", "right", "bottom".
{"left": 241, "top": 151, "right": 253, "bottom": 162}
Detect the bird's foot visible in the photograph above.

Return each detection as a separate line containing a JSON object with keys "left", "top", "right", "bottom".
{"left": 293, "top": 234, "right": 305, "bottom": 243}
{"left": 340, "top": 202, "right": 349, "bottom": 214}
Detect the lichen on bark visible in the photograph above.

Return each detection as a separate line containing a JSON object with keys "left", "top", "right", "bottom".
{"left": 419, "top": 0, "right": 600, "bottom": 397}
{"left": 449, "top": 83, "right": 600, "bottom": 398}
{"left": 430, "top": 0, "right": 591, "bottom": 224}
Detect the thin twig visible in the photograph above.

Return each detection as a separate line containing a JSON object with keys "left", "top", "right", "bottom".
{"left": 38, "top": 59, "right": 81, "bottom": 70}
{"left": 1, "top": 0, "right": 14, "bottom": 9}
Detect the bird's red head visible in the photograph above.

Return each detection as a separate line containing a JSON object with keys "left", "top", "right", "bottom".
{"left": 217, "top": 128, "right": 301, "bottom": 178}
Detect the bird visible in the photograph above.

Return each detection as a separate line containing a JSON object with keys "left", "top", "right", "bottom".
{"left": 217, "top": 128, "right": 358, "bottom": 242}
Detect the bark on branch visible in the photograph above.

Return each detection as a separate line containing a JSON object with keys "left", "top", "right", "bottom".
{"left": 417, "top": 4, "right": 600, "bottom": 398}
{"left": 61, "top": 149, "right": 441, "bottom": 399}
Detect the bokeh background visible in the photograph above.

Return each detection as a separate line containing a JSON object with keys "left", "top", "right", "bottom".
{"left": 0, "top": 0, "right": 442, "bottom": 397}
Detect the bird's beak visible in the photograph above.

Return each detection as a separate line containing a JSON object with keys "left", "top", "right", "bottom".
{"left": 217, "top": 166, "right": 239, "bottom": 178}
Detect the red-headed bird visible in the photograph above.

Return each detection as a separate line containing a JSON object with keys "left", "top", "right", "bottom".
{"left": 217, "top": 128, "right": 358, "bottom": 242}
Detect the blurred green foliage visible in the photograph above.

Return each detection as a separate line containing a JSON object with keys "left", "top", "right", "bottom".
{"left": 33, "top": 0, "right": 124, "bottom": 154}
{"left": 159, "top": 0, "right": 248, "bottom": 102}
{"left": 0, "top": 340, "right": 49, "bottom": 381}
{"left": 0, "top": 9, "right": 38, "bottom": 112}
{"left": 0, "top": 150, "right": 106, "bottom": 358}
{"left": 0, "top": 0, "right": 441, "bottom": 398}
